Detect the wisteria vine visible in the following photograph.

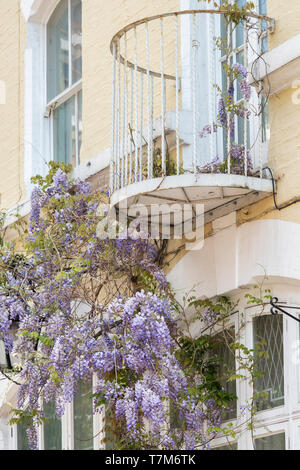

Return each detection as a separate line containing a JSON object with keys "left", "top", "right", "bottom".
{"left": 0, "top": 1, "right": 271, "bottom": 451}
{"left": 0, "top": 164, "right": 241, "bottom": 450}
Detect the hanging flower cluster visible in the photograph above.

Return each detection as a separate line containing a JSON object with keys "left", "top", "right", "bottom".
{"left": 0, "top": 166, "right": 233, "bottom": 450}
{"left": 198, "top": 60, "right": 254, "bottom": 176}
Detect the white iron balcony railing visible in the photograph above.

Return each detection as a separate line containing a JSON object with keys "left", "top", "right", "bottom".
{"left": 109, "top": 9, "right": 275, "bottom": 224}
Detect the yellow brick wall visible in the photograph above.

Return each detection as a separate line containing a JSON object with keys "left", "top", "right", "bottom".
{"left": 268, "top": 0, "right": 300, "bottom": 49}
{"left": 0, "top": 0, "right": 25, "bottom": 211}
{"left": 80, "top": 0, "right": 180, "bottom": 162}
{"left": 238, "top": 72, "right": 300, "bottom": 226}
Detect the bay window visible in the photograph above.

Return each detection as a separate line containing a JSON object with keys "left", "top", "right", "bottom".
{"left": 47, "top": 0, "right": 82, "bottom": 166}
{"left": 211, "top": 305, "right": 288, "bottom": 450}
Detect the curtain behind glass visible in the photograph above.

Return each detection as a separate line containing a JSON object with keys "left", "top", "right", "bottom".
{"left": 47, "top": 0, "right": 69, "bottom": 102}
{"left": 43, "top": 400, "right": 62, "bottom": 450}
{"left": 74, "top": 380, "right": 94, "bottom": 450}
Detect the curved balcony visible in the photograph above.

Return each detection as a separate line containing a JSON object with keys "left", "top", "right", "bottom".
{"left": 109, "top": 9, "right": 275, "bottom": 225}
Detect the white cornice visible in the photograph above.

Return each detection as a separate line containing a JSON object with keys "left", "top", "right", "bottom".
{"left": 250, "top": 34, "right": 300, "bottom": 96}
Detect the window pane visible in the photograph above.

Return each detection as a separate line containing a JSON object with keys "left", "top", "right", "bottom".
{"left": 17, "top": 422, "right": 30, "bottom": 450}
{"left": 254, "top": 433, "right": 285, "bottom": 450}
{"left": 236, "top": 51, "right": 244, "bottom": 102}
{"left": 74, "top": 380, "right": 94, "bottom": 450}
{"left": 47, "top": 0, "right": 69, "bottom": 101}
{"left": 214, "top": 443, "right": 238, "bottom": 450}
{"left": 105, "top": 407, "right": 118, "bottom": 450}
{"left": 43, "top": 400, "right": 62, "bottom": 450}
{"left": 170, "top": 403, "right": 183, "bottom": 431}
{"left": 253, "top": 315, "right": 284, "bottom": 411}
{"left": 71, "top": 0, "right": 82, "bottom": 85}
{"left": 259, "top": 0, "right": 267, "bottom": 16}
{"left": 78, "top": 90, "right": 83, "bottom": 163}
{"left": 53, "top": 96, "right": 76, "bottom": 166}
{"left": 210, "top": 328, "right": 237, "bottom": 421}
{"left": 261, "top": 97, "right": 269, "bottom": 142}
{"left": 259, "top": 0, "right": 268, "bottom": 52}
{"left": 220, "top": 16, "right": 227, "bottom": 56}
{"left": 236, "top": 1, "right": 246, "bottom": 48}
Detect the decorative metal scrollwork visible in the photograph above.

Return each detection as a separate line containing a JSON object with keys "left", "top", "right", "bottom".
{"left": 270, "top": 297, "right": 300, "bottom": 323}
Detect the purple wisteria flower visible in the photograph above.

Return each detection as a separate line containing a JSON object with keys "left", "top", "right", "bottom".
{"left": 0, "top": 168, "right": 230, "bottom": 450}
{"left": 218, "top": 98, "right": 227, "bottom": 128}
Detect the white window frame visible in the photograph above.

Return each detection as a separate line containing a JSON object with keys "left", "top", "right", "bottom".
{"left": 252, "top": 423, "right": 288, "bottom": 450}
{"left": 21, "top": 0, "right": 82, "bottom": 200}
{"left": 237, "top": 305, "right": 289, "bottom": 450}
{"left": 46, "top": 0, "right": 82, "bottom": 167}
{"left": 11, "top": 375, "right": 104, "bottom": 451}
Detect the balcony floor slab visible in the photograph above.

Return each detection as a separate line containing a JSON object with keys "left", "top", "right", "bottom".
{"left": 110, "top": 174, "right": 274, "bottom": 226}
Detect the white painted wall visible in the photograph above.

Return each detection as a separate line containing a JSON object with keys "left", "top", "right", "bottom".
{"left": 168, "top": 219, "right": 300, "bottom": 300}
